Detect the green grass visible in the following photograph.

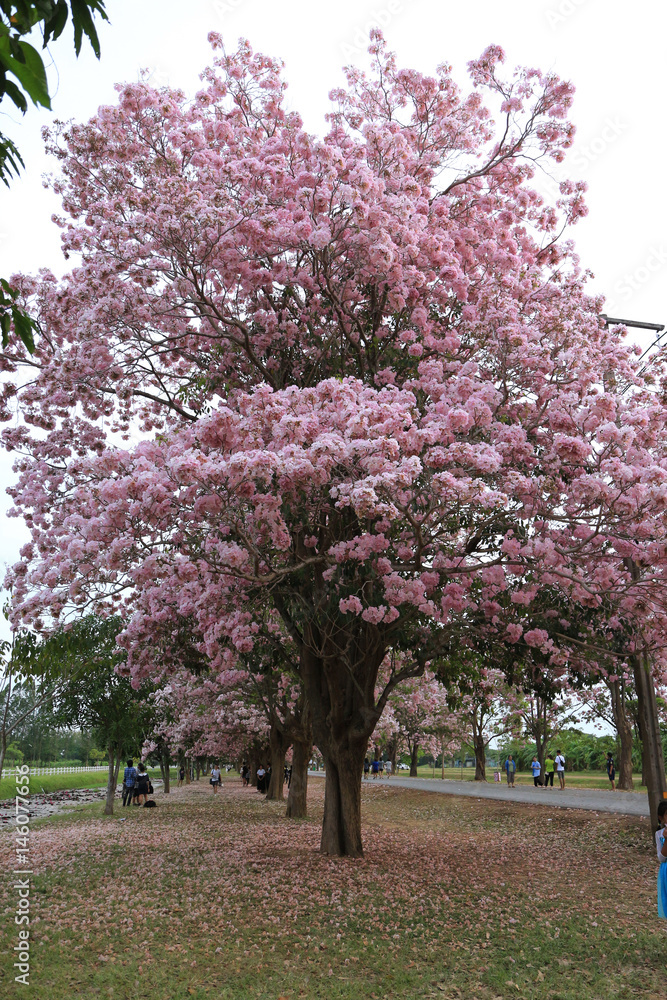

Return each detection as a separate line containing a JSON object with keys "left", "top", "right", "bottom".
{"left": 405, "top": 765, "right": 648, "bottom": 790}
{"left": 0, "top": 767, "right": 177, "bottom": 800}
{"left": 0, "top": 776, "right": 663, "bottom": 999}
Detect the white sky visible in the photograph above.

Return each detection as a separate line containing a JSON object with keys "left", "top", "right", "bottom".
{"left": 0, "top": 0, "right": 664, "bottom": 726}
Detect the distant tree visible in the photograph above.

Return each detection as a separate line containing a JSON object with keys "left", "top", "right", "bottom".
{"left": 49, "top": 616, "right": 152, "bottom": 814}
{"left": 0, "top": 623, "right": 83, "bottom": 777}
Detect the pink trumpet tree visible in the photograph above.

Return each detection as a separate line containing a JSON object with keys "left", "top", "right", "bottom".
{"left": 4, "top": 33, "right": 667, "bottom": 851}
{"left": 454, "top": 667, "right": 522, "bottom": 781}
{"left": 385, "top": 669, "right": 452, "bottom": 776}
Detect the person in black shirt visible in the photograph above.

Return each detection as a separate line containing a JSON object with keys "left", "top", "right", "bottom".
{"left": 606, "top": 752, "right": 616, "bottom": 791}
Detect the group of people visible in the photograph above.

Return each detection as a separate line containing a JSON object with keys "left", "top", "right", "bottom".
{"left": 121, "top": 759, "right": 154, "bottom": 806}
{"left": 502, "top": 752, "right": 566, "bottom": 789}
{"left": 363, "top": 758, "right": 393, "bottom": 778}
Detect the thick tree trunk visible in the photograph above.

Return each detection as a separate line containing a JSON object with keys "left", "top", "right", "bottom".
{"left": 608, "top": 678, "right": 634, "bottom": 791}
{"left": 409, "top": 741, "right": 419, "bottom": 777}
{"left": 104, "top": 746, "right": 122, "bottom": 816}
{"left": 185, "top": 755, "right": 192, "bottom": 784}
{"left": 473, "top": 734, "right": 486, "bottom": 781}
{"left": 632, "top": 651, "right": 667, "bottom": 830}
{"left": 320, "top": 744, "right": 366, "bottom": 857}
{"left": 250, "top": 754, "right": 259, "bottom": 787}
{"left": 291, "top": 626, "right": 397, "bottom": 856}
{"left": 286, "top": 739, "right": 310, "bottom": 818}
{"left": 267, "top": 726, "right": 286, "bottom": 801}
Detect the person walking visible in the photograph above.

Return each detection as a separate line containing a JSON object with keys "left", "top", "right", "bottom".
{"left": 256, "top": 765, "right": 266, "bottom": 793}
{"left": 606, "top": 752, "right": 616, "bottom": 791}
{"left": 504, "top": 755, "right": 516, "bottom": 788}
{"left": 531, "top": 756, "right": 542, "bottom": 787}
{"left": 178, "top": 764, "right": 185, "bottom": 788}
{"left": 363, "top": 758, "right": 370, "bottom": 780}
{"left": 210, "top": 763, "right": 222, "bottom": 794}
{"left": 555, "top": 750, "right": 566, "bottom": 789}
{"left": 656, "top": 800, "right": 667, "bottom": 920}
{"left": 544, "top": 753, "right": 555, "bottom": 788}
{"left": 133, "top": 762, "right": 150, "bottom": 806}
{"left": 371, "top": 759, "right": 379, "bottom": 779}
{"left": 241, "top": 763, "right": 250, "bottom": 786}
{"left": 384, "top": 759, "right": 392, "bottom": 778}
{"left": 122, "top": 758, "right": 137, "bottom": 807}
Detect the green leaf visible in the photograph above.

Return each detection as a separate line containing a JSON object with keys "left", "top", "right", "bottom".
{"left": 0, "top": 37, "right": 51, "bottom": 108}
{"left": 42, "top": 0, "right": 69, "bottom": 47}
{"left": 1, "top": 311, "right": 10, "bottom": 349}
{"left": 70, "top": 0, "right": 108, "bottom": 59}
{"left": 17, "top": 38, "right": 50, "bottom": 100}
{"left": 12, "top": 305, "right": 36, "bottom": 353}
{"left": 2, "top": 78, "right": 28, "bottom": 113}
{"left": 0, "top": 133, "right": 24, "bottom": 185}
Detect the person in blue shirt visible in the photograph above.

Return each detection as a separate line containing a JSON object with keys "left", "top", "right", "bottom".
{"left": 531, "top": 757, "right": 542, "bottom": 787}
{"left": 122, "top": 759, "right": 138, "bottom": 807}
{"left": 504, "top": 755, "right": 516, "bottom": 788}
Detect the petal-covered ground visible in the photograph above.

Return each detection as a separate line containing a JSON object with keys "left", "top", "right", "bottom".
{"left": 0, "top": 778, "right": 663, "bottom": 999}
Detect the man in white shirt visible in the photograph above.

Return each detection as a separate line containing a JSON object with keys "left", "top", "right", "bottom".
{"left": 384, "top": 760, "right": 392, "bottom": 777}
{"left": 554, "top": 751, "right": 565, "bottom": 789}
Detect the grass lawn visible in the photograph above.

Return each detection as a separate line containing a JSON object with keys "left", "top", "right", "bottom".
{"left": 0, "top": 777, "right": 663, "bottom": 999}
{"left": 408, "top": 765, "right": 647, "bottom": 790}
{"left": 0, "top": 768, "right": 177, "bottom": 800}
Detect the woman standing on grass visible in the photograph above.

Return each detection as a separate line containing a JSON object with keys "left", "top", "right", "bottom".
{"left": 134, "top": 763, "right": 149, "bottom": 806}
{"left": 210, "top": 764, "right": 221, "bottom": 794}
{"left": 657, "top": 800, "right": 667, "bottom": 920}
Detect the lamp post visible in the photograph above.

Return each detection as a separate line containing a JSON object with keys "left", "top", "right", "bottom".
{"left": 604, "top": 314, "right": 667, "bottom": 826}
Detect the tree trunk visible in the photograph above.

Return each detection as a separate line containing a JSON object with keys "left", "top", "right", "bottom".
{"left": 608, "top": 678, "right": 634, "bottom": 791}
{"left": 473, "top": 734, "right": 486, "bottom": 781}
{"left": 250, "top": 754, "right": 259, "bottom": 787}
{"left": 286, "top": 738, "right": 310, "bottom": 819}
{"left": 320, "top": 744, "right": 366, "bottom": 857}
{"left": 632, "top": 651, "right": 667, "bottom": 830}
{"left": 185, "top": 757, "right": 192, "bottom": 784}
{"left": 161, "top": 748, "right": 171, "bottom": 794}
{"left": 409, "top": 740, "right": 419, "bottom": 777}
{"left": 266, "top": 726, "right": 286, "bottom": 801}
{"left": 388, "top": 736, "right": 398, "bottom": 777}
{"left": 104, "top": 746, "right": 122, "bottom": 816}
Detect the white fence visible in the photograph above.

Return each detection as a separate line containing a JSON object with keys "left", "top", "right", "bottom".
{"left": 4, "top": 765, "right": 110, "bottom": 777}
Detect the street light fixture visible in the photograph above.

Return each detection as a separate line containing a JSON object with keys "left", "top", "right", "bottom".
{"left": 601, "top": 314, "right": 666, "bottom": 366}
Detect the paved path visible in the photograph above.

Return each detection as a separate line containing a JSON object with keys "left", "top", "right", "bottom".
{"left": 309, "top": 771, "right": 650, "bottom": 817}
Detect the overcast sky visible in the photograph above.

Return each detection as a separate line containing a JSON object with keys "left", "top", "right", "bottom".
{"left": 1, "top": 0, "right": 665, "bottom": 690}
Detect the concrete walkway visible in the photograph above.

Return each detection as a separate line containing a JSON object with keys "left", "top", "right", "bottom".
{"left": 309, "top": 771, "right": 650, "bottom": 817}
